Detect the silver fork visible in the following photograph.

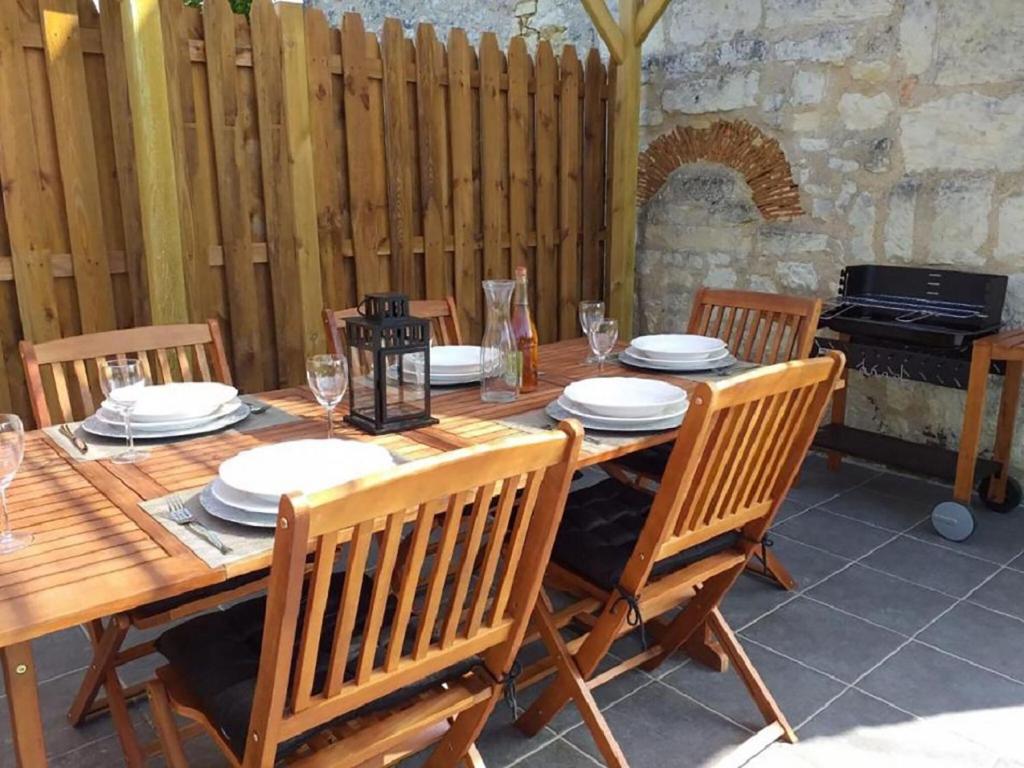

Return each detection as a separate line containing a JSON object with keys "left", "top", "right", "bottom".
{"left": 167, "top": 495, "right": 231, "bottom": 554}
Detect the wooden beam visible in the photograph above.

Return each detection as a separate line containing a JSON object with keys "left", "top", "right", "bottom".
{"left": 635, "top": 0, "right": 672, "bottom": 45}
{"left": 580, "top": 0, "right": 625, "bottom": 64}
{"left": 119, "top": 0, "right": 189, "bottom": 324}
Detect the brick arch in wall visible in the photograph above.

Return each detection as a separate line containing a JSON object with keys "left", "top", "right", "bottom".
{"left": 637, "top": 120, "right": 804, "bottom": 220}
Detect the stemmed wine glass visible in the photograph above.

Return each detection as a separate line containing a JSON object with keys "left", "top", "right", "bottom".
{"left": 0, "top": 415, "right": 29, "bottom": 555}
{"left": 99, "top": 359, "right": 149, "bottom": 464}
{"left": 307, "top": 355, "right": 348, "bottom": 439}
{"left": 578, "top": 300, "right": 605, "bottom": 363}
{"left": 589, "top": 318, "right": 619, "bottom": 373}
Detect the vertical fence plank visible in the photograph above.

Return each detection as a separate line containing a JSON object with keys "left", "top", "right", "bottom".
{"left": 380, "top": 18, "right": 415, "bottom": 295}
{"left": 278, "top": 2, "right": 325, "bottom": 357}
{"left": 534, "top": 41, "right": 558, "bottom": 344}
{"left": 446, "top": 27, "right": 478, "bottom": 340}
{"left": 203, "top": 0, "right": 262, "bottom": 391}
{"left": 558, "top": 46, "right": 581, "bottom": 340}
{"left": 38, "top": 0, "right": 116, "bottom": 333}
{"left": 478, "top": 32, "right": 503, "bottom": 281}
{"left": 0, "top": 0, "right": 62, "bottom": 342}
{"left": 581, "top": 48, "right": 606, "bottom": 305}
{"left": 507, "top": 36, "right": 530, "bottom": 279}
{"left": 415, "top": 23, "right": 447, "bottom": 300}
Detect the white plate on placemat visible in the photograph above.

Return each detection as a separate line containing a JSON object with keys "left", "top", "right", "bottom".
{"left": 563, "top": 377, "right": 687, "bottom": 419}
{"left": 556, "top": 394, "right": 687, "bottom": 426}
{"left": 391, "top": 368, "right": 480, "bottom": 386}
{"left": 218, "top": 439, "right": 395, "bottom": 504}
{"left": 199, "top": 483, "right": 277, "bottom": 529}
{"left": 210, "top": 477, "right": 279, "bottom": 515}
{"left": 411, "top": 345, "right": 483, "bottom": 374}
{"left": 96, "top": 399, "right": 243, "bottom": 431}
{"left": 620, "top": 348, "right": 738, "bottom": 373}
{"left": 546, "top": 399, "right": 686, "bottom": 432}
{"left": 107, "top": 382, "right": 238, "bottom": 422}
{"left": 82, "top": 401, "right": 251, "bottom": 440}
{"left": 630, "top": 335, "right": 726, "bottom": 362}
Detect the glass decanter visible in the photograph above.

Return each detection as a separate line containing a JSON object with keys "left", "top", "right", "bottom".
{"left": 480, "top": 279, "right": 520, "bottom": 403}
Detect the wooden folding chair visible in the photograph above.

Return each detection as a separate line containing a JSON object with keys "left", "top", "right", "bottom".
{"left": 146, "top": 422, "right": 601, "bottom": 768}
{"left": 518, "top": 353, "right": 845, "bottom": 765}
{"left": 608, "top": 289, "right": 823, "bottom": 592}
{"left": 19, "top": 321, "right": 272, "bottom": 765}
{"left": 324, "top": 296, "right": 464, "bottom": 355}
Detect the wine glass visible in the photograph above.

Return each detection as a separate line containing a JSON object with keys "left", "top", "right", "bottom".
{"left": 589, "top": 319, "right": 619, "bottom": 373}
{"left": 307, "top": 355, "right": 348, "bottom": 439}
{"left": 99, "top": 360, "right": 149, "bottom": 464}
{"left": 578, "top": 300, "right": 605, "bottom": 363}
{"left": 0, "top": 415, "right": 29, "bottom": 555}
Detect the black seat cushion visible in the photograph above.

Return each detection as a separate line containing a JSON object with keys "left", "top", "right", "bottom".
{"left": 156, "top": 571, "right": 477, "bottom": 760}
{"left": 610, "top": 443, "right": 672, "bottom": 480}
{"left": 130, "top": 568, "right": 269, "bottom": 623}
{"left": 551, "top": 479, "right": 741, "bottom": 592}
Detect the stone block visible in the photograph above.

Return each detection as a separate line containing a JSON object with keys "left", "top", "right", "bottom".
{"left": 668, "top": 0, "right": 762, "bottom": 47}
{"left": 929, "top": 178, "right": 994, "bottom": 267}
{"left": 849, "top": 193, "right": 877, "bottom": 263}
{"left": 899, "top": 0, "right": 937, "bottom": 75}
{"left": 934, "top": 0, "right": 1024, "bottom": 86}
{"left": 707, "top": 266, "right": 739, "bottom": 289}
{"left": 792, "top": 70, "right": 827, "bottom": 105}
{"left": 765, "top": 0, "right": 895, "bottom": 28}
{"left": 838, "top": 92, "right": 894, "bottom": 130}
{"left": 761, "top": 229, "right": 831, "bottom": 257}
{"left": 994, "top": 196, "right": 1024, "bottom": 260}
{"left": 851, "top": 60, "right": 891, "bottom": 84}
{"left": 662, "top": 71, "right": 760, "bottom": 114}
{"left": 775, "top": 261, "right": 819, "bottom": 292}
{"left": 774, "top": 28, "right": 856, "bottom": 63}
{"left": 884, "top": 181, "right": 917, "bottom": 262}
{"left": 900, "top": 93, "right": 1024, "bottom": 172}
{"left": 792, "top": 111, "right": 822, "bottom": 132}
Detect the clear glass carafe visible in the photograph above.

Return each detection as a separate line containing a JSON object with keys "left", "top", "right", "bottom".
{"left": 480, "top": 280, "right": 520, "bottom": 403}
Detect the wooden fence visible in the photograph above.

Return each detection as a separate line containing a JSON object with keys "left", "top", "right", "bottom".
{"left": 0, "top": 0, "right": 612, "bottom": 423}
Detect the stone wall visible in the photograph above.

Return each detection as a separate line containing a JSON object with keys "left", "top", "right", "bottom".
{"left": 309, "top": 0, "right": 1024, "bottom": 475}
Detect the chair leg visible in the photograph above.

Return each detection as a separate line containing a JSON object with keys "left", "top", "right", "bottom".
{"left": 422, "top": 696, "right": 499, "bottom": 768}
{"left": 461, "top": 743, "right": 485, "bottom": 768}
{"left": 744, "top": 546, "right": 797, "bottom": 591}
{"left": 68, "top": 616, "right": 129, "bottom": 726}
{"left": 147, "top": 680, "right": 191, "bottom": 768}
{"left": 706, "top": 608, "right": 796, "bottom": 744}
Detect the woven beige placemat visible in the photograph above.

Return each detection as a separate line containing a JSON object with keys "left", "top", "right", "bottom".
{"left": 139, "top": 487, "right": 275, "bottom": 570}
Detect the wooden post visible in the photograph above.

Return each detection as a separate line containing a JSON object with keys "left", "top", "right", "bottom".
{"left": 118, "top": 0, "right": 189, "bottom": 324}
{"left": 580, "top": 0, "right": 671, "bottom": 339}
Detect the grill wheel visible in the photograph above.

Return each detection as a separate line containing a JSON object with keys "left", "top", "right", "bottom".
{"left": 977, "top": 475, "right": 1023, "bottom": 515}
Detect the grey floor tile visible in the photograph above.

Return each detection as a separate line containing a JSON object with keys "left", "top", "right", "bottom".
{"left": 773, "top": 500, "right": 808, "bottom": 524}
{"left": 799, "top": 688, "right": 909, "bottom": 737}
{"left": 49, "top": 734, "right": 129, "bottom": 768}
{"left": 917, "top": 601, "right": 1024, "bottom": 683}
{"left": 662, "top": 641, "right": 844, "bottom": 731}
{"left": 763, "top": 534, "right": 851, "bottom": 587}
{"left": 807, "top": 563, "right": 956, "bottom": 636}
{"left": 861, "top": 472, "right": 954, "bottom": 507}
{"left": 786, "top": 456, "right": 879, "bottom": 507}
{"left": 563, "top": 681, "right": 749, "bottom": 767}
{"left": 906, "top": 508, "right": 1024, "bottom": 565}
{"left": 720, "top": 575, "right": 793, "bottom": 631}
{"left": 774, "top": 508, "right": 894, "bottom": 560}
{"left": 859, "top": 641, "right": 1024, "bottom": 761}
{"left": 969, "top": 568, "right": 1024, "bottom": 621}
{"left": 862, "top": 535, "right": 1000, "bottom": 598}
{"left": 741, "top": 597, "right": 904, "bottom": 683}
{"left": 476, "top": 697, "right": 560, "bottom": 768}
{"left": 818, "top": 486, "right": 932, "bottom": 532}
{"left": 515, "top": 738, "right": 600, "bottom": 768}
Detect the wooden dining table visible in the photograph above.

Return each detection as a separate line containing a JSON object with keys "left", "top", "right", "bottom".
{"left": 0, "top": 338, "right": 713, "bottom": 766}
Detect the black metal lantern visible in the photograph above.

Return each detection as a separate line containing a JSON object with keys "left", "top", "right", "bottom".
{"left": 344, "top": 293, "right": 438, "bottom": 435}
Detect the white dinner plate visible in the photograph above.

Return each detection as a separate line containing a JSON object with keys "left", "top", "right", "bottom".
{"left": 630, "top": 334, "right": 726, "bottom": 362}
{"left": 199, "top": 483, "right": 277, "bottom": 529}
{"left": 563, "top": 377, "right": 687, "bottom": 419}
{"left": 631, "top": 345, "right": 731, "bottom": 364}
{"left": 620, "top": 348, "right": 739, "bottom": 372}
{"left": 106, "top": 382, "right": 239, "bottom": 422}
{"left": 556, "top": 395, "right": 686, "bottom": 425}
{"left": 406, "top": 346, "right": 483, "bottom": 375}
{"left": 389, "top": 368, "right": 480, "bottom": 386}
{"left": 210, "top": 477, "right": 279, "bottom": 515}
{"left": 546, "top": 399, "right": 686, "bottom": 432}
{"left": 219, "top": 439, "right": 395, "bottom": 503}
{"left": 96, "top": 399, "right": 243, "bottom": 431}
{"left": 82, "top": 401, "right": 251, "bottom": 440}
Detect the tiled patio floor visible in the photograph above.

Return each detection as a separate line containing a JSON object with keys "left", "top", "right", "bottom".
{"left": 3, "top": 453, "right": 1024, "bottom": 767}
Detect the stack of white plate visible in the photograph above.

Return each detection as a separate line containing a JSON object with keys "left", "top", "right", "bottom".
{"left": 546, "top": 377, "right": 688, "bottom": 432}
{"left": 201, "top": 439, "right": 396, "bottom": 527}
{"left": 397, "top": 345, "right": 484, "bottom": 386}
{"left": 620, "top": 334, "right": 737, "bottom": 372}
{"left": 82, "top": 382, "right": 250, "bottom": 439}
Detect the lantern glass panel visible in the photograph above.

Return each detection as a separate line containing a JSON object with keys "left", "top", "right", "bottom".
{"left": 349, "top": 346, "right": 377, "bottom": 418}
{"left": 385, "top": 350, "right": 427, "bottom": 421}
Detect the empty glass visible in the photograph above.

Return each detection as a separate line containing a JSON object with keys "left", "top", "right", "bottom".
{"left": 0, "top": 414, "right": 29, "bottom": 555}
{"left": 307, "top": 355, "right": 348, "bottom": 439}
{"left": 480, "top": 279, "right": 519, "bottom": 403}
{"left": 578, "top": 300, "right": 605, "bottom": 363}
{"left": 588, "top": 318, "right": 619, "bottom": 372}
{"left": 99, "top": 359, "right": 149, "bottom": 464}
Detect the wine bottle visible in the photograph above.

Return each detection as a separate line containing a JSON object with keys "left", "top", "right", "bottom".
{"left": 512, "top": 266, "right": 539, "bottom": 392}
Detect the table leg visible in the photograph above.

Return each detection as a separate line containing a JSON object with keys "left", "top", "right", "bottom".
{"left": 1, "top": 641, "right": 48, "bottom": 767}
{"left": 954, "top": 345, "right": 993, "bottom": 504}
{"left": 826, "top": 355, "right": 849, "bottom": 473}
{"left": 989, "top": 360, "right": 1022, "bottom": 504}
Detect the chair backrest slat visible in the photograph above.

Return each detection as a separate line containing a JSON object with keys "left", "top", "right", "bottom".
{"left": 688, "top": 288, "right": 822, "bottom": 366}
{"left": 242, "top": 426, "right": 582, "bottom": 763}
{"left": 19, "top": 321, "right": 232, "bottom": 427}
{"left": 323, "top": 297, "right": 464, "bottom": 357}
